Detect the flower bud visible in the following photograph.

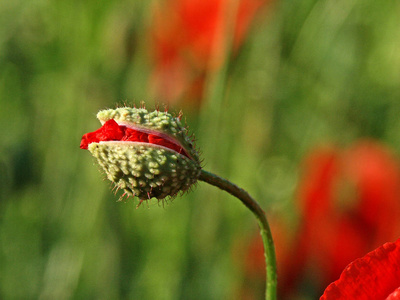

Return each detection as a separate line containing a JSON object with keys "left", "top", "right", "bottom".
{"left": 80, "top": 106, "right": 201, "bottom": 201}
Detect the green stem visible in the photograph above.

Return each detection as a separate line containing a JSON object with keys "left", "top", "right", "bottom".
{"left": 199, "top": 169, "right": 277, "bottom": 300}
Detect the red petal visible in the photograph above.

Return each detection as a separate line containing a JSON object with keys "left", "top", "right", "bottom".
{"left": 148, "top": 134, "right": 189, "bottom": 157}
{"left": 97, "top": 119, "right": 125, "bottom": 141}
{"left": 320, "top": 238, "right": 400, "bottom": 300}
{"left": 80, "top": 131, "right": 97, "bottom": 150}
{"left": 122, "top": 127, "right": 149, "bottom": 143}
{"left": 80, "top": 119, "right": 190, "bottom": 158}
{"left": 80, "top": 119, "right": 124, "bottom": 149}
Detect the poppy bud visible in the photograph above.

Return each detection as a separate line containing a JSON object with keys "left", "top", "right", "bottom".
{"left": 80, "top": 106, "right": 201, "bottom": 201}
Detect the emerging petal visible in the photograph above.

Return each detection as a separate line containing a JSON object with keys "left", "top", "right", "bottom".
{"left": 80, "top": 119, "right": 190, "bottom": 158}
{"left": 320, "top": 238, "right": 400, "bottom": 300}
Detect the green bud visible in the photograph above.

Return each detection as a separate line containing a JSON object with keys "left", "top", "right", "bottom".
{"left": 81, "top": 106, "right": 201, "bottom": 202}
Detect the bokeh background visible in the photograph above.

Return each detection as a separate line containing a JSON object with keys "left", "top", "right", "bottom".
{"left": 2, "top": 0, "right": 400, "bottom": 299}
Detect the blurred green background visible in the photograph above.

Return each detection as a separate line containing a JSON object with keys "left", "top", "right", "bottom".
{"left": 1, "top": 0, "right": 400, "bottom": 299}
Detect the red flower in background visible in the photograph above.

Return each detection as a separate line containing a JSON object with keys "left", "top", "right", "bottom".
{"left": 149, "top": 0, "right": 268, "bottom": 107}
{"left": 321, "top": 238, "right": 400, "bottom": 300}
{"left": 295, "top": 141, "right": 400, "bottom": 290}
{"left": 239, "top": 140, "right": 400, "bottom": 299}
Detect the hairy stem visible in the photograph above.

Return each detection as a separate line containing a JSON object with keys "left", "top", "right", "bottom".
{"left": 199, "top": 169, "right": 277, "bottom": 300}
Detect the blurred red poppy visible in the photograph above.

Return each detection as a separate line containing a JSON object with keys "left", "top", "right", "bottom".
{"left": 238, "top": 140, "right": 400, "bottom": 299}
{"left": 295, "top": 141, "right": 400, "bottom": 288}
{"left": 149, "top": 0, "right": 268, "bottom": 107}
{"left": 320, "top": 238, "right": 400, "bottom": 300}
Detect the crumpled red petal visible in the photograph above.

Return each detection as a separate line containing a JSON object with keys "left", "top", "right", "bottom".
{"left": 320, "top": 238, "right": 400, "bottom": 300}
{"left": 80, "top": 119, "right": 189, "bottom": 158}
{"left": 80, "top": 119, "right": 124, "bottom": 149}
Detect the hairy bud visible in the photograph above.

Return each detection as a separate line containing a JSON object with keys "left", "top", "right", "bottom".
{"left": 80, "top": 106, "right": 201, "bottom": 201}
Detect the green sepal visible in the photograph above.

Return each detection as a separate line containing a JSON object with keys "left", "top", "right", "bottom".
{"left": 89, "top": 142, "right": 201, "bottom": 200}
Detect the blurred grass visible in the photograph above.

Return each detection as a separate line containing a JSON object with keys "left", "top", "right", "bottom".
{"left": 1, "top": 0, "right": 400, "bottom": 299}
